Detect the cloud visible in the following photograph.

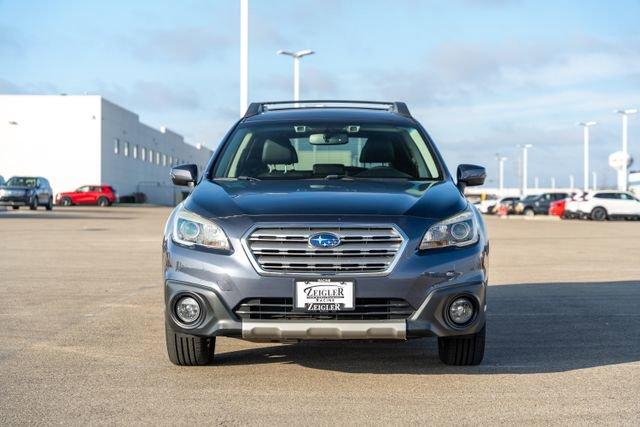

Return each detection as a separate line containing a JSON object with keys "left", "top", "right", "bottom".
{"left": 304, "top": 66, "right": 340, "bottom": 95}
{"left": 97, "top": 80, "right": 201, "bottom": 112}
{"left": 0, "top": 78, "right": 28, "bottom": 94}
{"left": 0, "top": 25, "right": 23, "bottom": 56}
{"left": 0, "top": 79, "right": 59, "bottom": 95}
{"left": 371, "top": 37, "right": 640, "bottom": 107}
{"left": 123, "top": 27, "right": 231, "bottom": 63}
{"left": 251, "top": 19, "right": 290, "bottom": 47}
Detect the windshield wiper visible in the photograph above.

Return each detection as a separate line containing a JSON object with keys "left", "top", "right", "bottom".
{"left": 236, "top": 176, "right": 261, "bottom": 181}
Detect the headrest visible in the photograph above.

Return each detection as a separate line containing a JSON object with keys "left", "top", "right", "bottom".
{"left": 262, "top": 138, "right": 298, "bottom": 165}
{"left": 359, "top": 137, "right": 395, "bottom": 163}
{"left": 313, "top": 164, "right": 346, "bottom": 176}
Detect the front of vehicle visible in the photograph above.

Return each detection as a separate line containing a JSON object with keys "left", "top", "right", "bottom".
{"left": 0, "top": 176, "right": 38, "bottom": 208}
{"left": 162, "top": 104, "right": 488, "bottom": 366}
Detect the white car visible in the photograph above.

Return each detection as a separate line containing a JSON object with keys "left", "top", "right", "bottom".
{"left": 564, "top": 191, "right": 640, "bottom": 221}
{"left": 473, "top": 195, "right": 499, "bottom": 214}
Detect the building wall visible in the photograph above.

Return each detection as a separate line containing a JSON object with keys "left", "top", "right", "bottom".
{"left": 0, "top": 95, "right": 212, "bottom": 205}
{"left": 100, "top": 98, "right": 211, "bottom": 205}
{"left": 0, "top": 95, "right": 101, "bottom": 194}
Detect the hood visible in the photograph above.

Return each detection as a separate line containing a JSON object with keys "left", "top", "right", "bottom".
{"left": 185, "top": 179, "right": 466, "bottom": 219}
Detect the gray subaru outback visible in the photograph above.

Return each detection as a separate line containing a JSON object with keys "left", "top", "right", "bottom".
{"left": 164, "top": 101, "right": 488, "bottom": 366}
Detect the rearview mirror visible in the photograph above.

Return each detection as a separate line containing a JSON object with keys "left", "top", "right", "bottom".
{"left": 309, "top": 133, "right": 349, "bottom": 145}
{"left": 456, "top": 164, "right": 486, "bottom": 191}
{"left": 171, "top": 164, "right": 198, "bottom": 186}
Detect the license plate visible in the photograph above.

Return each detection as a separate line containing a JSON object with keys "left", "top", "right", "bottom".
{"left": 295, "top": 279, "right": 354, "bottom": 312}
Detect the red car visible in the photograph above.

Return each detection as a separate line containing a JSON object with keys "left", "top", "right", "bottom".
{"left": 548, "top": 199, "right": 566, "bottom": 217}
{"left": 56, "top": 185, "right": 117, "bottom": 207}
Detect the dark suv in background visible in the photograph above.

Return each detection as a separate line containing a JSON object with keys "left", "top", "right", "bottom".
{"left": 515, "top": 192, "right": 569, "bottom": 216}
{"left": 0, "top": 176, "right": 53, "bottom": 210}
{"left": 163, "top": 101, "right": 489, "bottom": 366}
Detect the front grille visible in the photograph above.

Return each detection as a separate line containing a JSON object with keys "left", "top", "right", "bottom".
{"left": 245, "top": 225, "right": 405, "bottom": 275}
{"left": 234, "top": 298, "right": 414, "bottom": 320}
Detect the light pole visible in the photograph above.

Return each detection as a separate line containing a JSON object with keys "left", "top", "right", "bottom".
{"left": 518, "top": 144, "right": 533, "bottom": 196}
{"left": 614, "top": 109, "right": 638, "bottom": 191}
{"left": 534, "top": 176, "right": 539, "bottom": 189}
{"left": 551, "top": 177, "right": 556, "bottom": 189}
{"left": 578, "top": 121, "right": 596, "bottom": 191}
{"left": 277, "top": 50, "right": 314, "bottom": 101}
{"left": 592, "top": 171, "right": 597, "bottom": 191}
{"left": 496, "top": 155, "right": 507, "bottom": 194}
{"left": 569, "top": 174, "right": 575, "bottom": 190}
{"left": 239, "top": 0, "right": 248, "bottom": 116}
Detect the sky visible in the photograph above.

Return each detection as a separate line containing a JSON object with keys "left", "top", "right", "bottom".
{"left": 1, "top": 0, "right": 640, "bottom": 188}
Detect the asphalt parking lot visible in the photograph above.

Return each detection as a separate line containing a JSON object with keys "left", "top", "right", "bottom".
{"left": 1, "top": 206, "right": 639, "bottom": 425}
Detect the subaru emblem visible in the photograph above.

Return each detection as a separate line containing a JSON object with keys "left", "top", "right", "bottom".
{"left": 308, "top": 232, "right": 341, "bottom": 249}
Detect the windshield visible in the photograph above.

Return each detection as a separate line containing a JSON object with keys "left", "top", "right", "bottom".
{"left": 6, "top": 177, "right": 37, "bottom": 187}
{"left": 211, "top": 123, "right": 441, "bottom": 180}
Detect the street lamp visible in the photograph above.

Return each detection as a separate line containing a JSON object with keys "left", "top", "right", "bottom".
{"left": 239, "top": 0, "right": 249, "bottom": 116}
{"left": 578, "top": 121, "right": 596, "bottom": 191}
{"left": 550, "top": 177, "right": 556, "bottom": 189}
{"left": 518, "top": 144, "right": 533, "bottom": 196}
{"left": 277, "top": 49, "right": 315, "bottom": 101}
{"left": 496, "top": 154, "right": 507, "bottom": 194}
{"left": 614, "top": 109, "right": 638, "bottom": 191}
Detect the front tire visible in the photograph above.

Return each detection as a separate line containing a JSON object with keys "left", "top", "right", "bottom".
{"left": 97, "top": 197, "right": 109, "bottom": 207}
{"left": 60, "top": 197, "right": 72, "bottom": 207}
{"left": 165, "top": 323, "right": 215, "bottom": 366}
{"left": 591, "top": 207, "right": 607, "bottom": 221}
{"left": 29, "top": 196, "right": 38, "bottom": 210}
{"left": 45, "top": 196, "right": 53, "bottom": 211}
{"left": 524, "top": 207, "right": 535, "bottom": 217}
{"left": 438, "top": 325, "right": 485, "bottom": 366}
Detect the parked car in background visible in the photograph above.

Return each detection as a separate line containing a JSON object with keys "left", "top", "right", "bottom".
{"left": 473, "top": 194, "right": 499, "bottom": 214}
{"left": 564, "top": 191, "right": 640, "bottom": 221}
{"left": 515, "top": 192, "right": 569, "bottom": 216}
{"left": 562, "top": 192, "right": 588, "bottom": 219}
{"left": 56, "top": 185, "right": 117, "bottom": 207}
{"left": 0, "top": 176, "right": 53, "bottom": 210}
{"left": 490, "top": 196, "right": 521, "bottom": 214}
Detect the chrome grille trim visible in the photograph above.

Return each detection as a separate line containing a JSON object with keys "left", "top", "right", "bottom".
{"left": 242, "top": 223, "right": 407, "bottom": 276}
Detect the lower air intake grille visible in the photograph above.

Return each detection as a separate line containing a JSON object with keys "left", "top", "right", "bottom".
{"left": 234, "top": 298, "right": 414, "bottom": 321}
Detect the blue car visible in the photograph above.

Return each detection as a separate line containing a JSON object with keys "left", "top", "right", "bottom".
{"left": 163, "top": 101, "right": 488, "bottom": 366}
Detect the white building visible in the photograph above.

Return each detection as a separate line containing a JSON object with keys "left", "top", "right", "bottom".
{"left": 0, "top": 95, "right": 212, "bottom": 205}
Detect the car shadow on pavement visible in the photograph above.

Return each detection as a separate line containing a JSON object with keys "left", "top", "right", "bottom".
{"left": 214, "top": 281, "right": 640, "bottom": 374}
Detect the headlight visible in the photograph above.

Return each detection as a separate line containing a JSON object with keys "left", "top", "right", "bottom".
{"left": 172, "top": 207, "right": 231, "bottom": 251}
{"left": 420, "top": 207, "right": 479, "bottom": 250}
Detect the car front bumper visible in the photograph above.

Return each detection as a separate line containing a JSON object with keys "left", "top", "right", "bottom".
{"left": 165, "top": 279, "right": 486, "bottom": 341}
{"left": 164, "top": 220, "right": 488, "bottom": 341}
{"left": 0, "top": 196, "right": 30, "bottom": 206}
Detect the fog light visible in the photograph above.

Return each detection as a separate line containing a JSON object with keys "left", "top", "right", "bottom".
{"left": 448, "top": 297, "right": 474, "bottom": 325}
{"left": 175, "top": 296, "right": 201, "bottom": 324}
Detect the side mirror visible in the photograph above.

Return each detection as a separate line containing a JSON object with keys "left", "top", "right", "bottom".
{"left": 171, "top": 164, "right": 198, "bottom": 186}
{"left": 456, "top": 164, "right": 486, "bottom": 191}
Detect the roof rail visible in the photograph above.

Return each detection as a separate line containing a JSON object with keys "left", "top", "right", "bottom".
{"left": 243, "top": 100, "right": 412, "bottom": 119}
